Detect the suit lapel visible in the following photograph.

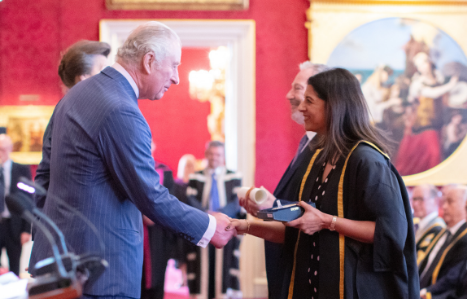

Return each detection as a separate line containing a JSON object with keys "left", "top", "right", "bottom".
{"left": 274, "top": 147, "right": 313, "bottom": 197}
{"left": 101, "top": 67, "right": 138, "bottom": 102}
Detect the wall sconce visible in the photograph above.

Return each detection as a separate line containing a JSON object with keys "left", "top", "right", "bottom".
{"left": 188, "top": 46, "right": 229, "bottom": 142}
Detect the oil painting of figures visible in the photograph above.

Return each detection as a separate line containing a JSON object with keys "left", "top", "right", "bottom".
{"left": 327, "top": 17, "right": 467, "bottom": 176}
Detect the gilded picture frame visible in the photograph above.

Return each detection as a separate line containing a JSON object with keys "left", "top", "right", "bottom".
{"left": 307, "top": 0, "right": 467, "bottom": 186}
{"left": 0, "top": 106, "right": 54, "bottom": 165}
{"left": 105, "top": 0, "right": 248, "bottom": 10}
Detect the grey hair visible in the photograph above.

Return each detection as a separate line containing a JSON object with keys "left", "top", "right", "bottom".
{"left": 456, "top": 185, "right": 467, "bottom": 203}
{"left": 117, "top": 21, "right": 180, "bottom": 66}
{"left": 299, "top": 61, "right": 331, "bottom": 74}
{"left": 418, "top": 184, "right": 439, "bottom": 200}
{"left": 205, "top": 140, "right": 225, "bottom": 150}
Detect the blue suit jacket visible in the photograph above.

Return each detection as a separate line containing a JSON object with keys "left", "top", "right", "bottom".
{"left": 30, "top": 67, "right": 210, "bottom": 297}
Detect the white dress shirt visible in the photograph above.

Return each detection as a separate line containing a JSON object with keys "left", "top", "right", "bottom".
{"left": 1, "top": 159, "right": 12, "bottom": 218}
{"left": 111, "top": 63, "right": 216, "bottom": 248}
{"left": 301, "top": 131, "right": 316, "bottom": 153}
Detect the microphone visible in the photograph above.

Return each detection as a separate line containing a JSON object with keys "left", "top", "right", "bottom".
{"left": 7, "top": 188, "right": 107, "bottom": 296}
{"left": 18, "top": 177, "right": 105, "bottom": 254}
{"left": 5, "top": 193, "right": 68, "bottom": 278}
{"left": 9, "top": 186, "right": 69, "bottom": 256}
{"left": 15, "top": 178, "right": 108, "bottom": 290}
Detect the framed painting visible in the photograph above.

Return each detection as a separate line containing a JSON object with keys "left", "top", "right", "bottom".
{"left": 0, "top": 106, "right": 54, "bottom": 165}
{"left": 105, "top": 0, "right": 248, "bottom": 10}
{"left": 307, "top": 0, "right": 467, "bottom": 185}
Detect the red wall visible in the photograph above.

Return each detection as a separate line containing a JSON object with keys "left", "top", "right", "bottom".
{"left": 140, "top": 47, "right": 212, "bottom": 172}
{"left": 0, "top": 0, "right": 309, "bottom": 191}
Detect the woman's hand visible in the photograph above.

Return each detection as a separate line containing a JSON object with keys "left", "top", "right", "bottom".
{"left": 286, "top": 201, "right": 332, "bottom": 235}
{"left": 226, "top": 219, "right": 249, "bottom": 235}
{"left": 239, "top": 187, "right": 276, "bottom": 216}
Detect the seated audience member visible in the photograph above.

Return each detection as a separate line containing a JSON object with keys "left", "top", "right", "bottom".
{"left": 412, "top": 184, "right": 445, "bottom": 259}
{"left": 423, "top": 260, "right": 467, "bottom": 299}
{"left": 186, "top": 141, "right": 244, "bottom": 299}
{"left": 0, "top": 134, "right": 32, "bottom": 276}
{"left": 419, "top": 185, "right": 467, "bottom": 297}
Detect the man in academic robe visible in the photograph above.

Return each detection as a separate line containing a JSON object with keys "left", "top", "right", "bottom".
{"left": 419, "top": 185, "right": 467, "bottom": 298}
{"left": 240, "top": 62, "right": 329, "bottom": 299}
{"left": 185, "top": 141, "right": 243, "bottom": 299}
{"left": 423, "top": 260, "right": 467, "bottom": 298}
{"left": 0, "top": 134, "right": 31, "bottom": 276}
{"left": 411, "top": 184, "right": 445, "bottom": 259}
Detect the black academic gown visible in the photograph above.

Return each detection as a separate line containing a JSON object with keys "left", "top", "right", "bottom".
{"left": 281, "top": 143, "right": 419, "bottom": 299}
{"left": 427, "top": 260, "right": 467, "bottom": 299}
{"left": 266, "top": 144, "right": 316, "bottom": 299}
{"left": 416, "top": 217, "right": 445, "bottom": 259}
{"left": 419, "top": 222, "right": 467, "bottom": 289}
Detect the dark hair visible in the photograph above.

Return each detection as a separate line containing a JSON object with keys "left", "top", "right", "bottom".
{"left": 58, "top": 40, "right": 111, "bottom": 88}
{"left": 308, "top": 68, "right": 391, "bottom": 163}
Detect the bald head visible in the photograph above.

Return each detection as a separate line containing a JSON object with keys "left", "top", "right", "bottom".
{"left": 411, "top": 184, "right": 439, "bottom": 219}
{"left": 0, "top": 134, "right": 13, "bottom": 164}
{"left": 442, "top": 185, "right": 467, "bottom": 227}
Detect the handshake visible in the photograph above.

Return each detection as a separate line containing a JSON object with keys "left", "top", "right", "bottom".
{"left": 209, "top": 186, "right": 276, "bottom": 248}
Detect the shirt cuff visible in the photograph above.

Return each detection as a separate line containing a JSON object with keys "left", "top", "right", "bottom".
{"left": 196, "top": 214, "right": 217, "bottom": 248}
{"left": 420, "top": 288, "right": 427, "bottom": 297}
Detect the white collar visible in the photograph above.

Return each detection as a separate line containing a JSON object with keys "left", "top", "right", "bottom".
{"left": 306, "top": 131, "right": 316, "bottom": 140}
{"left": 112, "top": 62, "right": 139, "bottom": 98}
{"left": 448, "top": 219, "right": 466, "bottom": 235}
{"left": 419, "top": 211, "right": 439, "bottom": 230}
{"left": 206, "top": 166, "right": 225, "bottom": 176}
{"left": 1, "top": 159, "right": 12, "bottom": 170}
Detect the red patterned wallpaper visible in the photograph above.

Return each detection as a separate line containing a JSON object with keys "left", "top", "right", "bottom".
{"left": 0, "top": 0, "right": 310, "bottom": 191}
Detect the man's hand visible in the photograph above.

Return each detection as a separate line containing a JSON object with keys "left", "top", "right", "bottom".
{"left": 210, "top": 212, "right": 236, "bottom": 248}
{"left": 239, "top": 186, "right": 276, "bottom": 216}
{"left": 21, "top": 232, "right": 31, "bottom": 245}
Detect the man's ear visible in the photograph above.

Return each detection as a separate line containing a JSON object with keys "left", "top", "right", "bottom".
{"left": 142, "top": 52, "right": 156, "bottom": 74}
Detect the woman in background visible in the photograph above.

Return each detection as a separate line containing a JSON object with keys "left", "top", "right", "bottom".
{"left": 34, "top": 40, "right": 110, "bottom": 209}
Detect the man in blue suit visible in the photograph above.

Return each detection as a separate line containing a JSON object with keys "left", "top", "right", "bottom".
{"left": 30, "top": 21, "right": 234, "bottom": 299}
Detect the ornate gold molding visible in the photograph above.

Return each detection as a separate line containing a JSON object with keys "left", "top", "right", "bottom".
{"left": 311, "top": 0, "right": 467, "bottom": 5}
{"left": 105, "top": 0, "right": 248, "bottom": 10}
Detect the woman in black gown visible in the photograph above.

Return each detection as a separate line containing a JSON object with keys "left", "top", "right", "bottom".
{"left": 229, "top": 68, "right": 419, "bottom": 299}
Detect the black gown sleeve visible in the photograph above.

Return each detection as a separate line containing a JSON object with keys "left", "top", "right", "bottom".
{"left": 354, "top": 157, "right": 408, "bottom": 273}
